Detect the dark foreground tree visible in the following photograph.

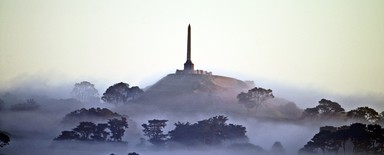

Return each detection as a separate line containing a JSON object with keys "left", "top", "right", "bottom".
{"left": 299, "top": 123, "right": 384, "bottom": 154}
{"left": 142, "top": 119, "right": 168, "bottom": 145}
{"left": 0, "top": 131, "right": 10, "bottom": 148}
{"left": 102, "top": 82, "right": 144, "bottom": 104}
{"left": 108, "top": 117, "right": 129, "bottom": 142}
{"left": 237, "top": 87, "right": 274, "bottom": 110}
{"left": 71, "top": 81, "right": 100, "bottom": 103}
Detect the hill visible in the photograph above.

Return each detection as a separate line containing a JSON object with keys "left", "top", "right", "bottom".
{"left": 137, "top": 73, "right": 254, "bottom": 105}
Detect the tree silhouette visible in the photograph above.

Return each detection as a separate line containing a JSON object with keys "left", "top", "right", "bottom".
{"left": 71, "top": 81, "right": 99, "bottom": 103}
{"left": 55, "top": 117, "right": 129, "bottom": 142}
{"left": 300, "top": 123, "right": 384, "bottom": 154}
{"left": 301, "top": 99, "right": 345, "bottom": 120}
{"left": 237, "top": 87, "right": 274, "bottom": 110}
{"left": 102, "top": 82, "right": 144, "bottom": 104}
{"left": 91, "top": 123, "right": 109, "bottom": 141}
{"left": 142, "top": 119, "right": 168, "bottom": 145}
{"left": 0, "top": 131, "right": 10, "bottom": 148}
{"left": 347, "top": 106, "right": 380, "bottom": 123}
{"left": 73, "top": 122, "right": 97, "bottom": 140}
{"left": 54, "top": 131, "right": 80, "bottom": 141}
{"left": 168, "top": 115, "right": 248, "bottom": 146}
{"left": 108, "top": 117, "right": 128, "bottom": 142}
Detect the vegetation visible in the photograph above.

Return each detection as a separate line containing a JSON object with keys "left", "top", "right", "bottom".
{"left": 142, "top": 119, "right": 168, "bottom": 145}
{"left": 55, "top": 117, "right": 128, "bottom": 142}
{"left": 299, "top": 123, "right": 384, "bottom": 154}
{"left": 301, "top": 99, "right": 345, "bottom": 120}
{"left": 101, "top": 82, "right": 144, "bottom": 104}
{"left": 347, "top": 106, "right": 380, "bottom": 123}
{"left": 168, "top": 115, "right": 248, "bottom": 146}
{"left": 62, "top": 107, "right": 122, "bottom": 124}
{"left": 0, "top": 131, "right": 10, "bottom": 148}
{"left": 71, "top": 81, "right": 100, "bottom": 103}
{"left": 237, "top": 87, "right": 274, "bottom": 110}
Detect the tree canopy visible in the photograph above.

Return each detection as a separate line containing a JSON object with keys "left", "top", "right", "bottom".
{"left": 55, "top": 117, "right": 128, "bottom": 142}
{"left": 237, "top": 87, "right": 274, "bottom": 110}
{"left": 301, "top": 99, "right": 345, "bottom": 120}
{"left": 71, "top": 81, "right": 100, "bottom": 103}
{"left": 168, "top": 115, "right": 248, "bottom": 146}
{"left": 142, "top": 119, "right": 168, "bottom": 146}
{"left": 299, "top": 123, "right": 384, "bottom": 154}
{"left": 347, "top": 107, "right": 380, "bottom": 123}
{"left": 101, "top": 82, "right": 144, "bottom": 104}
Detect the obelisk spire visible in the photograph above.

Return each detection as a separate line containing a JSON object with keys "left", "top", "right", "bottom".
{"left": 187, "top": 24, "right": 191, "bottom": 61}
{"left": 183, "top": 24, "right": 194, "bottom": 71}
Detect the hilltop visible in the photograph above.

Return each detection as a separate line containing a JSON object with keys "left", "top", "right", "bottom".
{"left": 137, "top": 73, "right": 254, "bottom": 105}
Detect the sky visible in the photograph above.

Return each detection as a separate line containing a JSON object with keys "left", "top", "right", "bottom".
{"left": 0, "top": 0, "right": 383, "bottom": 96}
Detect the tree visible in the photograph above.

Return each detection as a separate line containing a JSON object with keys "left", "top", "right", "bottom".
{"left": 142, "top": 119, "right": 168, "bottom": 146}
{"left": 0, "top": 131, "right": 10, "bottom": 148}
{"left": 300, "top": 123, "right": 384, "bottom": 154}
{"left": 54, "top": 131, "right": 80, "bottom": 141}
{"left": 71, "top": 81, "right": 99, "bottom": 103}
{"left": 108, "top": 117, "right": 128, "bottom": 142}
{"left": 102, "top": 82, "right": 144, "bottom": 104}
{"left": 237, "top": 87, "right": 274, "bottom": 110}
{"left": 168, "top": 116, "right": 248, "bottom": 146}
{"left": 55, "top": 118, "right": 129, "bottom": 142}
{"left": 72, "top": 122, "right": 97, "bottom": 140}
{"left": 301, "top": 99, "right": 345, "bottom": 120}
{"left": 347, "top": 107, "right": 380, "bottom": 123}
{"left": 92, "top": 123, "right": 109, "bottom": 141}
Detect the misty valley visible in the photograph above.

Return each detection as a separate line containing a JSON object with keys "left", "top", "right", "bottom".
{"left": 1, "top": 77, "right": 384, "bottom": 155}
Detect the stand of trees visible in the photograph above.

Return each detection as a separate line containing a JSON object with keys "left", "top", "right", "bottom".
{"left": 141, "top": 116, "right": 248, "bottom": 146}
{"left": 301, "top": 99, "right": 384, "bottom": 124}
{"left": 55, "top": 117, "right": 128, "bottom": 142}
{"left": 299, "top": 123, "right": 384, "bottom": 154}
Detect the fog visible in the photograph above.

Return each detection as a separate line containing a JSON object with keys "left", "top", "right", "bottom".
{"left": 0, "top": 76, "right": 383, "bottom": 155}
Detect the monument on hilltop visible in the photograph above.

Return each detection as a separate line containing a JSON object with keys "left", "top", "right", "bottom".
{"left": 176, "top": 24, "right": 211, "bottom": 75}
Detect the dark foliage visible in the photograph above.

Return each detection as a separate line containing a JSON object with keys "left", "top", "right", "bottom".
{"left": 10, "top": 99, "right": 40, "bottom": 111}
{"left": 168, "top": 115, "right": 248, "bottom": 146}
{"left": 299, "top": 123, "right": 384, "bottom": 154}
{"left": 237, "top": 87, "right": 274, "bottom": 110}
{"left": 0, "top": 131, "right": 10, "bottom": 148}
{"left": 301, "top": 99, "right": 345, "bottom": 120}
{"left": 102, "top": 82, "right": 144, "bottom": 104}
{"left": 128, "top": 152, "right": 139, "bottom": 155}
{"left": 347, "top": 106, "right": 380, "bottom": 123}
{"left": 55, "top": 117, "right": 128, "bottom": 142}
{"left": 142, "top": 119, "right": 168, "bottom": 145}
{"left": 71, "top": 81, "right": 99, "bottom": 103}
{"left": 62, "top": 107, "right": 122, "bottom": 123}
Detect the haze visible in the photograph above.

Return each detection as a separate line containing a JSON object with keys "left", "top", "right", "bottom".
{"left": 0, "top": 0, "right": 383, "bottom": 96}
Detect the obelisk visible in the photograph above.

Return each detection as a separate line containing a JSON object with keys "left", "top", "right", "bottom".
{"left": 184, "top": 24, "right": 194, "bottom": 71}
